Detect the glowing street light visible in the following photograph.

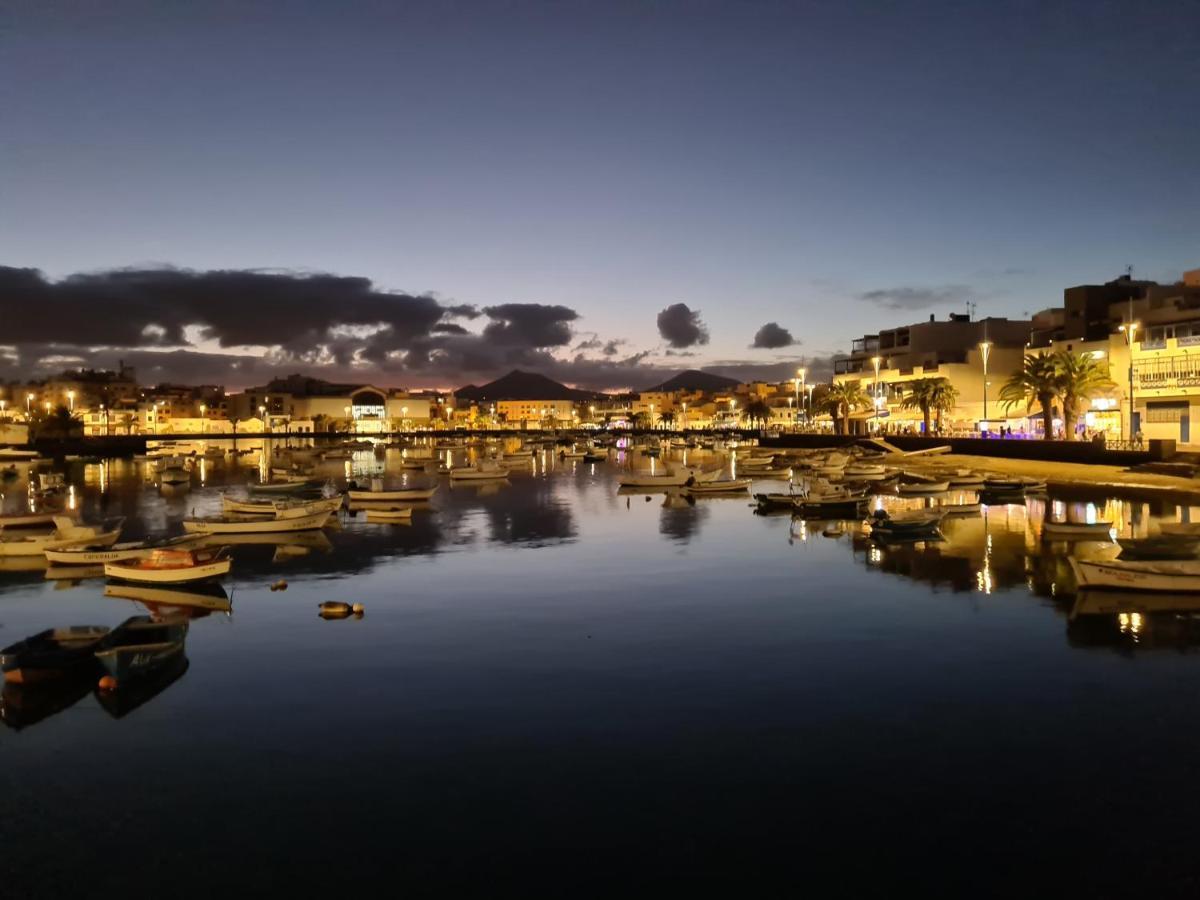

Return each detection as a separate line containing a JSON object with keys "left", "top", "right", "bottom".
{"left": 1119, "top": 322, "right": 1140, "bottom": 441}
{"left": 66, "top": 390, "right": 75, "bottom": 411}
{"left": 979, "top": 341, "right": 992, "bottom": 424}
{"left": 871, "top": 356, "right": 882, "bottom": 431}
{"left": 26, "top": 393, "right": 33, "bottom": 414}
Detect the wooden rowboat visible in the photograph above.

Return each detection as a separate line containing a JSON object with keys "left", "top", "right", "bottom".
{"left": 94, "top": 616, "right": 188, "bottom": 683}
{"left": 1069, "top": 557, "right": 1200, "bottom": 592}
{"left": 365, "top": 508, "right": 414, "bottom": 522}
{"left": 105, "top": 548, "right": 232, "bottom": 584}
{"left": 1, "top": 626, "right": 110, "bottom": 684}
{"left": 182, "top": 509, "right": 332, "bottom": 534}
{"left": 1042, "top": 521, "right": 1113, "bottom": 539}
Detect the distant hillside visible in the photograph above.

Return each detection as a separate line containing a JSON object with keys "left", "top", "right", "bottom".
{"left": 644, "top": 369, "right": 741, "bottom": 393}
{"left": 455, "top": 369, "right": 598, "bottom": 402}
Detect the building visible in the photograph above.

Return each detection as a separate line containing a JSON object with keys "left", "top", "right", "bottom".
{"left": 833, "top": 312, "right": 1047, "bottom": 434}
{"left": 226, "top": 375, "right": 434, "bottom": 432}
{"left": 1031, "top": 269, "right": 1200, "bottom": 443}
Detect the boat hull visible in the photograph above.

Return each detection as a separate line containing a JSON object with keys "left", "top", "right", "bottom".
{"left": 182, "top": 510, "right": 332, "bottom": 534}
{"left": 1070, "top": 557, "right": 1200, "bottom": 592}
{"left": 104, "top": 557, "right": 232, "bottom": 584}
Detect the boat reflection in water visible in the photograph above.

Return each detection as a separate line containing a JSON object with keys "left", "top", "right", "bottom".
{"left": 94, "top": 653, "right": 190, "bottom": 719}
{"left": 104, "top": 582, "right": 232, "bottom": 620}
{"left": 0, "top": 675, "right": 94, "bottom": 731}
{"left": 1068, "top": 590, "right": 1200, "bottom": 653}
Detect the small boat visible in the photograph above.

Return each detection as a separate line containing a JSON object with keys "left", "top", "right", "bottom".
{"left": 449, "top": 463, "right": 511, "bottom": 480}
{"left": 1117, "top": 534, "right": 1200, "bottom": 561}
{"left": 0, "top": 447, "right": 40, "bottom": 460}
{"left": 843, "top": 464, "right": 889, "bottom": 480}
{"left": 319, "top": 601, "right": 363, "bottom": 619}
{"left": 559, "top": 449, "right": 588, "bottom": 459}
{"left": 0, "top": 517, "right": 123, "bottom": 557}
{"left": 983, "top": 476, "right": 1045, "bottom": 492}
{"left": 250, "top": 479, "right": 326, "bottom": 494}
{"left": 181, "top": 509, "right": 332, "bottom": 534}
{"left": 868, "top": 509, "right": 944, "bottom": 538}
{"left": 94, "top": 616, "right": 188, "bottom": 683}
{"left": 897, "top": 481, "right": 950, "bottom": 495}
{"left": 581, "top": 452, "right": 607, "bottom": 463}
{"left": 1, "top": 626, "right": 110, "bottom": 683}
{"left": 796, "top": 497, "right": 866, "bottom": 517}
{"left": 221, "top": 495, "right": 342, "bottom": 517}
{"left": 940, "top": 502, "right": 981, "bottom": 517}
{"left": 365, "top": 508, "right": 414, "bottom": 522}
{"left": 685, "top": 478, "right": 752, "bottom": 494}
{"left": 0, "top": 512, "right": 65, "bottom": 529}
{"left": 44, "top": 534, "right": 200, "bottom": 565}
{"left": 620, "top": 470, "right": 696, "bottom": 488}
{"left": 347, "top": 486, "right": 438, "bottom": 502}
{"left": 755, "top": 492, "right": 798, "bottom": 511}
{"left": 1042, "top": 520, "right": 1114, "bottom": 539}
{"left": 104, "top": 548, "right": 232, "bottom": 584}
{"left": 159, "top": 465, "right": 191, "bottom": 486}
{"left": 1069, "top": 557, "right": 1200, "bottom": 592}
{"left": 1157, "top": 522, "right": 1200, "bottom": 536}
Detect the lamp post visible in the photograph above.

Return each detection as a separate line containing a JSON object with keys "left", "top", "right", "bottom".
{"left": 67, "top": 390, "right": 75, "bottom": 412}
{"left": 979, "top": 341, "right": 992, "bottom": 426}
{"left": 199, "top": 403, "right": 206, "bottom": 434}
{"left": 1119, "top": 322, "right": 1139, "bottom": 442}
{"left": 730, "top": 398, "right": 738, "bottom": 428}
{"left": 151, "top": 402, "right": 159, "bottom": 435}
{"left": 402, "top": 406, "right": 409, "bottom": 432}
{"left": 871, "top": 356, "right": 882, "bottom": 432}
{"left": 797, "top": 367, "right": 807, "bottom": 425}
{"left": 681, "top": 401, "right": 687, "bottom": 430}
{"left": 26, "top": 393, "right": 33, "bottom": 415}
{"left": 100, "top": 404, "right": 108, "bottom": 436}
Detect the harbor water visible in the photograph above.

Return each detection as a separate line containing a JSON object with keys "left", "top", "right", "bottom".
{"left": 2, "top": 438, "right": 1199, "bottom": 896}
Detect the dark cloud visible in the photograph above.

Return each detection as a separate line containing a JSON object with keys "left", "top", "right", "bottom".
{"left": 431, "top": 322, "right": 470, "bottom": 335}
{"left": 656, "top": 303, "right": 709, "bottom": 349}
{"left": 751, "top": 322, "right": 795, "bottom": 349}
{"left": 602, "top": 340, "right": 624, "bottom": 356}
{"left": 858, "top": 284, "right": 973, "bottom": 311}
{"left": 481, "top": 303, "right": 577, "bottom": 347}
{"left": 574, "top": 336, "right": 603, "bottom": 351}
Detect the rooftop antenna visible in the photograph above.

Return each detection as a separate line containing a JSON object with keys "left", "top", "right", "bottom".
{"left": 968, "top": 301, "right": 977, "bottom": 321}
{"left": 1126, "top": 264, "right": 1134, "bottom": 278}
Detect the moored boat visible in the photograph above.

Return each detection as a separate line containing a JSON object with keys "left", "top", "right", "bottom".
{"left": 181, "top": 509, "right": 332, "bottom": 534}
{"left": 685, "top": 478, "right": 752, "bottom": 494}
{"left": 449, "top": 463, "right": 511, "bottom": 480}
{"left": 365, "top": 508, "right": 414, "bottom": 522}
{"left": 1042, "top": 520, "right": 1114, "bottom": 539}
{"left": 94, "top": 616, "right": 188, "bottom": 683}
{"left": 104, "top": 548, "right": 232, "bottom": 584}
{"left": 897, "top": 480, "right": 950, "bottom": 495}
{"left": 1, "top": 626, "right": 110, "bottom": 683}
{"left": 346, "top": 486, "right": 438, "bottom": 502}
{"left": 1069, "top": 557, "right": 1200, "bottom": 592}
{"left": 1118, "top": 534, "right": 1200, "bottom": 560}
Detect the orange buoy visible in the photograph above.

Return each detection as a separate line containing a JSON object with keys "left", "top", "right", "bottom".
{"left": 98, "top": 675, "right": 118, "bottom": 691}
{"left": 351, "top": 603, "right": 365, "bottom": 616}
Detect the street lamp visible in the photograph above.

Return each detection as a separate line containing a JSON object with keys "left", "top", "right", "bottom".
{"left": 797, "top": 367, "right": 807, "bottom": 424}
{"left": 871, "top": 356, "right": 882, "bottom": 431}
{"left": 26, "top": 393, "right": 33, "bottom": 414}
{"left": 979, "top": 341, "right": 992, "bottom": 426}
{"left": 1119, "top": 322, "right": 1139, "bottom": 441}
{"left": 402, "top": 406, "right": 409, "bottom": 431}
{"left": 67, "top": 390, "right": 75, "bottom": 411}
{"left": 681, "top": 401, "right": 687, "bottom": 430}
{"left": 199, "top": 403, "right": 206, "bottom": 434}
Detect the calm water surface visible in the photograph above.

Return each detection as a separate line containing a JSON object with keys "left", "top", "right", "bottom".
{"left": 3, "top": 439, "right": 1200, "bottom": 896}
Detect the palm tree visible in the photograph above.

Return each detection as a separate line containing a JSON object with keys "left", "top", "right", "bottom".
{"left": 743, "top": 398, "right": 772, "bottom": 429}
{"left": 659, "top": 410, "right": 676, "bottom": 430}
{"left": 899, "top": 378, "right": 959, "bottom": 435}
{"left": 999, "top": 351, "right": 1058, "bottom": 439}
{"left": 629, "top": 410, "right": 650, "bottom": 430}
{"left": 821, "top": 381, "right": 869, "bottom": 435}
{"left": 31, "top": 405, "right": 83, "bottom": 441}
{"left": 1054, "top": 349, "right": 1115, "bottom": 441}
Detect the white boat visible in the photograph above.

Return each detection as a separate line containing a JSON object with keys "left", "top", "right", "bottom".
{"left": 105, "top": 548, "right": 232, "bottom": 584}
{"left": 844, "top": 464, "right": 888, "bottom": 479}
{"left": 44, "top": 534, "right": 199, "bottom": 565}
{"left": 619, "top": 470, "right": 695, "bottom": 488}
{"left": 250, "top": 480, "right": 324, "bottom": 494}
{"left": 221, "top": 495, "right": 342, "bottom": 517}
{"left": 0, "top": 511, "right": 67, "bottom": 529}
{"left": 365, "top": 508, "right": 414, "bottom": 522}
{"left": 347, "top": 486, "right": 438, "bottom": 502}
{"left": 940, "top": 502, "right": 981, "bottom": 517}
{"left": 0, "top": 447, "right": 39, "bottom": 460}
{"left": 181, "top": 509, "right": 333, "bottom": 534}
{"left": 1158, "top": 523, "right": 1200, "bottom": 536}
{"left": 1042, "top": 520, "right": 1114, "bottom": 539}
{"left": 0, "top": 518, "right": 122, "bottom": 557}
{"left": 684, "top": 478, "right": 752, "bottom": 494}
{"left": 1069, "top": 557, "right": 1200, "bottom": 592}
{"left": 449, "top": 464, "right": 510, "bottom": 480}
{"left": 897, "top": 481, "right": 950, "bottom": 495}
{"left": 160, "top": 465, "right": 191, "bottom": 485}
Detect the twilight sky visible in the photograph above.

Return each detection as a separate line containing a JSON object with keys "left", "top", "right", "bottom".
{"left": 2, "top": 0, "right": 1198, "bottom": 390}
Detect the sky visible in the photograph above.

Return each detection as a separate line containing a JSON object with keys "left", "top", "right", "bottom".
{"left": 2, "top": 0, "right": 1198, "bottom": 390}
